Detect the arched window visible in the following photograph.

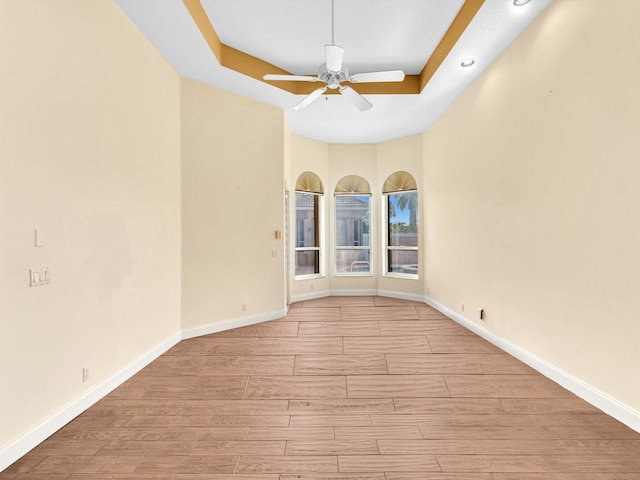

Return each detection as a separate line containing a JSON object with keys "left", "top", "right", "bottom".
{"left": 383, "top": 171, "right": 418, "bottom": 277}
{"left": 334, "top": 175, "right": 371, "bottom": 274}
{"left": 295, "top": 172, "right": 323, "bottom": 277}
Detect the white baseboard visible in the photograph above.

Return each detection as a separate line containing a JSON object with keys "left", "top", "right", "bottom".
{"left": 423, "top": 295, "right": 640, "bottom": 434}
{"left": 290, "top": 290, "right": 331, "bottom": 303}
{"left": 291, "top": 289, "right": 424, "bottom": 304}
{"left": 331, "top": 289, "right": 378, "bottom": 296}
{"left": 181, "top": 309, "right": 287, "bottom": 340}
{"left": 7, "top": 292, "right": 638, "bottom": 472}
{"left": 378, "top": 289, "right": 425, "bottom": 303}
{"left": 0, "top": 333, "right": 181, "bottom": 472}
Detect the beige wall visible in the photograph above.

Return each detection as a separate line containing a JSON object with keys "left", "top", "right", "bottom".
{"left": 181, "top": 78, "right": 285, "bottom": 330}
{"left": 289, "top": 134, "right": 424, "bottom": 299}
{"left": 423, "top": 0, "right": 640, "bottom": 411}
{"left": 377, "top": 135, "right": 424, "bottom": 296}
{"left": 289, "top": 135, "right": 331, "bottom": 297}
{"left": 0, "top": 0, "right": 181, "bottom": 450}
{"left": 328, "top": 144, "right": 378, "bottom": 292}
{"left": 3, "top": 0, "right": 639, "bottom": 459}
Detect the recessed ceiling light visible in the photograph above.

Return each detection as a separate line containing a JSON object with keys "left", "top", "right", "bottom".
{"left": 461, "top": 59, "right": 475, "bottom": 67}
{"left": 513, "top": 0, "right": 531, "bottom": 5}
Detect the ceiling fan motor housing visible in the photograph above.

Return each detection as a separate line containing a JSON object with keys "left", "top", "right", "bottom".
{"left": 319, "top": 63, "right": 348, "bottom": 89}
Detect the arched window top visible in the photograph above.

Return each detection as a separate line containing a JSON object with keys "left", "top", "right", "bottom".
{"left": 334, "top": 175, "right": 371, "bottom": 195}
{"left": 296, "top": 171, "right": 324, "bottom": 194}
{"left": 382, "top": 171, "right": 417, "bottom": 193}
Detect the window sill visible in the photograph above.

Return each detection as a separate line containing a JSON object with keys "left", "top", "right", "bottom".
{"left": 335, "top": 272, "right": 373, "bottom": 278}
{"left": 295, "top": 274, "right": 325, "bottom": 281}
{"left": 383, "top": 272, "right": 419, "bottom": 280}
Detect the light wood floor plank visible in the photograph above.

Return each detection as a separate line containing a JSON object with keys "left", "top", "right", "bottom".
{"left": 255, "top": 337, "right": 344, "bottom": 355}
{"left": 301, "top": 296, "right": 375, "bottom": 307}
{"left": 65, "top": 474, "right": 268, "bottom": 479}
{"left": 287, "top": 398, "right": 395, "bottom": 414}
{"left": 347, "top": 374, "right": 450, "bottom": 398}
{"left": 181, "top": 399, "right": 289, "bottom": 415}
{"left": 437, "top": 454, "right": 640, "bottom": 473}
{"left": 374, "top": 296, "right": 425, "bottom": 306}
{"left": 294, "top": 354, "right": 387, "bottom": 375}
{"left": 246, "top": 376, "right": 347, "bottom": 399}
{"left": 427, "top": 335, "right": 504, "bottom": 354}
{"left": 281, "top": 475, "right": 385, "bottom": 480}
{"left": 289, "top": 415, "right": 371, "bottom": 427}
{"left": 416, "top": 305, "right": 451, "bottom": 318}
{"left": 298, "top": 321, "right": 380, "bottom": 337}
{"left": 492, "top": 474, "right": 640, "bottom": 480}
{"left": 95, "top": 440, "right": 195, "bottom": 456}
{"left": 499, "top": 398, "right": 602, "bottom": 414}
{"left": 138, "top": 355, "right": 203, "bottom": 376}
{"left": 285, "top": 307, "right": 342, "bottom": 321}
{"left": 393, "top": 397, "right": 505, "bottom": 414}
{"left": 28, "top": 440, "right": 106, "bottom": 456}
{"left": 338, "top": 454, "right": 441, "bottom": 472}
{"left": 444, "top": 375, "right": 576, "bottom": 398}
{"left": 386, "top": 474, "right": 492, "bottom": 480}
{"left": 88, "top": 398, "right": 184, "bottom": 416}
{"left": 334, "top": 425, "right": 424, "bottom": 440}
{"left": 210, "top": 321, "right": 299, "bottom": 337}
{"left": 4, "top": 296, "right": 639, "bottom": 478}
{"left": 378, "top": 438, "right": 640, "bottom": 455}
{"left": 142, "top": 379, "right": 249, "bottom": 400}
{"left": 379, "top": 319, "right": 468, "bottom": 336}
{"left": 235, "top": 455, "right": 339, "bottom": 473}
{"left": 246, "top": 426, "right": 335, "bottom": 441}
{"left": 199, "top": 355, "right": 295, "bottom": 375}
{"left": 286, "top": 440, "right": 379, "bottom": 455}
{"left": 164, "top": 337, "right": 259, "bottom": 356}
{"left": 340, "top": 306, "right": 418, "bottom": 320}
{"left": 191, "top": 440, "right": 286, "bottom": 455}
{"left": 343, "top": 335, "right": 431, "bottom": 354}
{"left": 386, "top": 353, "right": 535, "bottom": 375}
{"left": 419, "top": 424, "right": 639, "bottom": 440}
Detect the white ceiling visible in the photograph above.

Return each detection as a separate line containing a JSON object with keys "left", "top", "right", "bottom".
{"left": 204, "top": 0, "right": 465, "bottom": 75}
{"left": 113, "top": 0, "right": 553, "bottom": 144}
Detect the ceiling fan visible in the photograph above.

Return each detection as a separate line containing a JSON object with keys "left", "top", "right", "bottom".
{"left": 262, "top": 0, "right": 405, "bottom": 111}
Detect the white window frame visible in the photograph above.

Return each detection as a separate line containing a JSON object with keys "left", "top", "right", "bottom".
{"left": 382, "top": 191, "right": 419, "bottom": 279}
{"left": 295, "top": 191, "right": 325, "bottom": 279}
{"left": 334, "top": 193, "right": 372, "bottom": 277}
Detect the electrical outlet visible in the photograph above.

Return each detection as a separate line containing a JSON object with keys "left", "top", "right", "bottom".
{"left": 461, "top": 303, "right": 465, "bottom": 312}
{"left": 310, "top": 283, "right": 314, "bottom": 290}
{"left": 242, "top": 303, "right": 248, "bottom": 311}
{"left": 82, "top": 367, "right": 90, "bottom": 383}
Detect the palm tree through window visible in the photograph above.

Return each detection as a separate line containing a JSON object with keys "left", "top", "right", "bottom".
{"left": 383, "top": 171, "right": 418, "bottom": 277}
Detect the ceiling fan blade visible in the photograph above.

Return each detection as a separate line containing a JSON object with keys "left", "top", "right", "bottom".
{"left": 325, "top": 44, "right": 344, "bottom": 72}
{"left": 263, "top": 74, "right": 319, "bottom": 82}
{"left": 339, "top": 85, "right": 372, "bottom": 111}
{"left": 348, "top": 70, "right": 406, "bottom": 83}
{"left": 293, "top": 86, "right": 328, "bottom": 111}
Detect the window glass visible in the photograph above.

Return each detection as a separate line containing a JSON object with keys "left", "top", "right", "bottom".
{"left": 383, "top": 169, "right": 418, "bottom": 277}
{"left": 335, "top": 195, "right": 370, "bottom": 274}
{"left": 388, "top": 191, "right": 418, "bottom": 248}
{"left": 295, "top": 192, "right": 320, "bottom": 276}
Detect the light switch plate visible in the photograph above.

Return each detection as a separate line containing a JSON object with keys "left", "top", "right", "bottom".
{"left": 30, "top": 267, "right": 51, "bottom": 287}
{"left": 35, "top": 229, "right": 45, "bottom": 247}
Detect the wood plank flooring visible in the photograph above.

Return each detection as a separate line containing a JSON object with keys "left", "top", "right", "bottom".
{"left": 3, "top": 296, "right": 640, "bottom": 479}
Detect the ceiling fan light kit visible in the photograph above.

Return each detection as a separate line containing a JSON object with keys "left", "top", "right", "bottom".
{"left": 263, "top": 0, "right": 405, "bottom": 111}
